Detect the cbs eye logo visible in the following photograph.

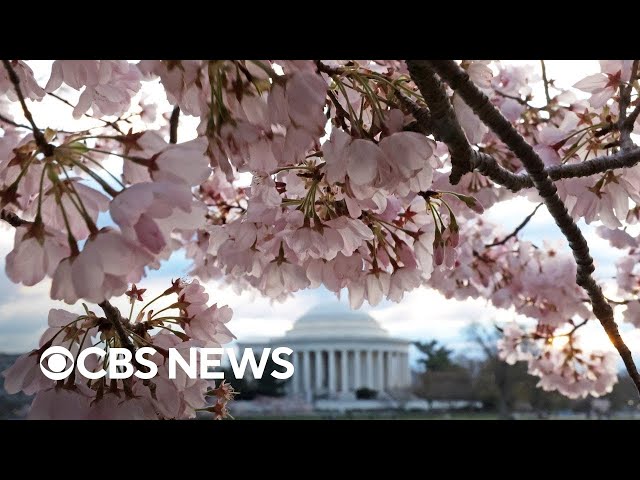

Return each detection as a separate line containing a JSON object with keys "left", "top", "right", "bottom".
{"left": 39, "top": 346, "right": 75, "bottom": 380}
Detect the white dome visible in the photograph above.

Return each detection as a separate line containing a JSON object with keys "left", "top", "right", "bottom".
{"left": 284, "top": 301, "right": 390, "bottom": 340}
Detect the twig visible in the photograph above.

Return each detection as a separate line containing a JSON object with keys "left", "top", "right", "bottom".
{"left": 169, "top": 106, "right": 180, "bottom": 144}
{"left": 47, "top": 92, "right": 124, "bottom": 134}
{"left": 494, "top": 90, "right": 547, "bottom": 112}
{"left": 0, "top": 112, "right": 31, "bottom": 130}
{"left": 424, "top": 59, "right": 640, "bottom": 396}
{"left": 537, "top": 318, "right": 589, "bottom": 340}
{"left": 326, "top": 90, "right": 350, "bottom": 131}
{"left": 0, "top": 209, "right": 30, "bottom": 227}
{"left": 540, "top": 60, "right": 552, "bottom": 106}
{"left": 485, "top": 203, "right": 543, "bottom": 247}
{"left": 2, "top": 60, "right": 54, "bottom": 156}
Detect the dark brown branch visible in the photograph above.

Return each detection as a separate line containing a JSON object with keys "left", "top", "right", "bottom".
{"left": 0, "top": 111, "right": 31, "bottom": 130}
{"left": 426, "top": 59, "right": 640, "bottom": 395}
{"left": 2, "top": 60, "right": 54, "bottom": 157}
{"left": 0, "top": 209, "right": 30, "bottom": 227}
{"left": 474, "top": 147, "right": 640, "bottom": 192}
{"left": 406, "top": 61, "right": 472, "bottom": 185}
{"left": 485, "top": 203, "right": 543, "bottom": 247}
{"left": 169, "top": 106, "right": 180, "bottom": 144}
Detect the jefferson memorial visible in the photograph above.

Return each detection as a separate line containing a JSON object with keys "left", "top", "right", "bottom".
{"left": 240, "top": 302, "right": 412, "bottom": 402}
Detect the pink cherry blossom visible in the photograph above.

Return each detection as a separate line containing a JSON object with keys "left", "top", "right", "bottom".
{"left": 260, "top": 261, "right": 310, "bottom": 299}
{"left": 185, "top": 303, "right": 235, "bottom": 344}
{"left": 110, "top": 181, "right": 194, "bottom": 254}
{"left": 5, "top": 222, "right": 70, "bottom": 286}
{"left": 573, "top": 60, "right": 633, "bottom": 108}
{"left": 46, "top": 60, "right": 142, "bottom": 118}
{"left": 51, "top": 229, "right": 153, "bottom": 304}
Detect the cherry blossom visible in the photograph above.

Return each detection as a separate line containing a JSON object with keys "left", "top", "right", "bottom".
{"left": 573, "top": 60, "right": 633, "bottom": 108}
{"left": 46, "top": 60, "right": 142, "bottom": 118}
{"left": 51, "top": 229, "right": 154, "bottom": 304}
{"left": 5, "top": 222, "right": 70, "bottom": 286}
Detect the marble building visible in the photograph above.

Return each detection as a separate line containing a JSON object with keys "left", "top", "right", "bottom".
{"left": 240, "top": 302, "right": 412, "bottom": 401}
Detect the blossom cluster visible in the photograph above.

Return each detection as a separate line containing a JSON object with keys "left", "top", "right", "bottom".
{"left": 1, "top": 279, "right": 236, "bottom": 419}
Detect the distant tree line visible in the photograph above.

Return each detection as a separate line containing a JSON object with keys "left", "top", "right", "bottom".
{"left": 219, "top": 356, "right": 290, "bottom": 400}
{"left": 414, "top": 324, "right": 639, "bottom": 419}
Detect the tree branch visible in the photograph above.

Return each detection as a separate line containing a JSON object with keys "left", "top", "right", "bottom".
{"left": 426, "top": 59, "right": 640, "bottom": 395}
{"left": 619, "top": 60, "right": 639, "bottom": 150}
{"left": 394, "top": 91, "right": 432, "bottom": 135}
{"left": 403, "top": 62, "right": 640, "bottom": 193}
{"left": 169, "top": 106, "right": 180, "bottom": 144}
{"left": 405, "top": 61, "right": 473, "bottom": 185}
{"left": 474, "top": 147, "right": 640, "bottom": 192}
{"left": 540, "top": 60, "right": 552, "bottom": 106}
{"left": 485, "top": 203, "right": 543, "bottom": 247}
{"left": 2, "top": 60, "right": 54, "bottom": 157}
{"left": 624, "top": 102, "right": 640, "bottom": 135}
{"left": 0, "top": 209, "right": 30, "bottom": 227}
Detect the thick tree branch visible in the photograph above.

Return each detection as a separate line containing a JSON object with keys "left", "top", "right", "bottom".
{"left": 473, "top": 147, "right": 640, "bottom": 192}
{"left": 485, "top": 203, "right": 543, "bottom": 247}
{"left": 169, "top": 106, "right": 180, "bottom": 144}
{"left": 405, "top": 61, "right": 473, "bottom": 185}
{"left": 426, "top": 59, "right": 640, "bottom": 395}
{"left": 2, "top": 60, "right": 54, "bottom": 157}
{"left": 0, "top": 209, "right": 30, "bottom": 227}
{"left": 394, "top": 91, "right": 432, "bottom": 135}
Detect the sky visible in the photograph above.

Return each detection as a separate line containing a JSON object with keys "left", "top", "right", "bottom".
{"left": 3, "top": 60, "right": 640, "bottom": 367}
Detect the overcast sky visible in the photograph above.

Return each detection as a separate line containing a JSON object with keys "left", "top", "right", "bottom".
{"left": 3, "top": 60, "right": 639, "bottom": 366}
